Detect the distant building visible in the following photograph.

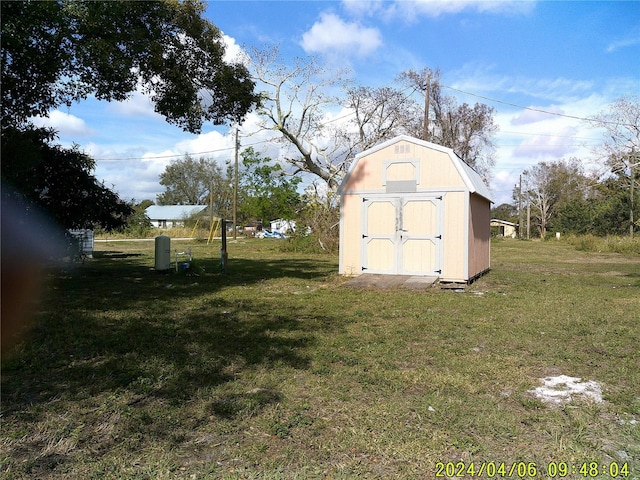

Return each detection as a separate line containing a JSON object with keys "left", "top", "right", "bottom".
{"left": 491, "top": 219, "right": 518, "bottom": 238}
{"left": 145, "top": 205, "right": 208, "bottom": 228}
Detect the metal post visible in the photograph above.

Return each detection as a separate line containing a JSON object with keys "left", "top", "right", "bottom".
{"left": 221, "top": 218, "right": 228, "bottom": 274}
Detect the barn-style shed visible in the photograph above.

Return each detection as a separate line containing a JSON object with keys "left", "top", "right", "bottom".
{"left": 338, "top": 135, "right": 493, "bottom": 283}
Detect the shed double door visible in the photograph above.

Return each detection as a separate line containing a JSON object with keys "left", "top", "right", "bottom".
{"left": 362, "top": 196, "right": 443, "bottom": 275}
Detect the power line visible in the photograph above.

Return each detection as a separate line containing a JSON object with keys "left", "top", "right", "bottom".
{"left": 94, "top": 82, "right": 627, "bottom": 162}
{"left": 441, "top": 84, "right": 636, "bottom": 128}
{"left": 500, "top": 130, "right": 596, "bottom": 140}
{"left": 95, "top": 138, "right": 273, "bottom": 162}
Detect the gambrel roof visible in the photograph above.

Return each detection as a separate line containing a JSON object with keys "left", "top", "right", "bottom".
{"left": 339, "top": 135, "right": 493, "bottom": 202}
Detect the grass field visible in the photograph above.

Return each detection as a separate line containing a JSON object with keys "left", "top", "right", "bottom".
{"left": 1, "top": 238, "right": 639, "bottom": 479}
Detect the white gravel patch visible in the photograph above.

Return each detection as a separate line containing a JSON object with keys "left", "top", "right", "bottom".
{"left": 529, "top": 375, "right": 603, "bottom": 405}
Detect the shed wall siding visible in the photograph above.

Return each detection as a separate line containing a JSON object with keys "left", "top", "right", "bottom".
{"left": 344, "top": 154, "right": 385, "bottom": 192}
{"left": 468, "top": 193, "right": 491, "bottom": 278}
{"left": 342, "top": 144, "right": 467, "bottom": 194}
{"left": 339, "top": 194, "right": 362, "bottom": 276}
{"left": 442, "top": 192, "right": 466, "bottom": 281}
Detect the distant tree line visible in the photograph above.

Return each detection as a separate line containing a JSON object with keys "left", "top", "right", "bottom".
{"left": 153, "top": 148, "right": 303, "bottom": 228}
{"left": 493, "top": 151, "right": 639, "bottom": 238}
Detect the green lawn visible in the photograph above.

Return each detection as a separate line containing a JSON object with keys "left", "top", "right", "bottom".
{"left": 1, "top": 238, "right": 639, "bottom": 479}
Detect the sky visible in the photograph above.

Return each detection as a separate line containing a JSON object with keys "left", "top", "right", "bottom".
{"left": 35, "top": 0, "right": 640, "bottom": 207}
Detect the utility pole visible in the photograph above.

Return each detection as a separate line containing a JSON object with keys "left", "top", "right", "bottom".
{"left": 630, "top": 148, "right": 635, "bottom": 238}
{"left": 423, "top": 70, "right": 430, "bottom": 142}
{"left": 518, "top": 175, "right": 523, "bottom": 239}
{"left": 209, "top": 181, "right": 214, "bottom": 237}
{"left": 233, "top": 128, "right": 239, "bottom": 240}
{"left": 527, "top": 203, "right": 531, "bottom": 240}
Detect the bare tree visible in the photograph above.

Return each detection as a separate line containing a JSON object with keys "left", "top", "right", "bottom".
{"left": 248, "top": 47, "right": 349, "bottom": 190}
{"left": 248, "top": 48, "right": 422, "bottom": 190}
{"left": 588, "top": 95, "right": 640, "bottom": 237}
{"left": 399, "top": 68, "right": 498, "bottom": 182}
{"left": 334, "top": 85, "right": 422, "bottom": 166}
{"left": 522, "top": 158, "right": 587, "bottom": 239}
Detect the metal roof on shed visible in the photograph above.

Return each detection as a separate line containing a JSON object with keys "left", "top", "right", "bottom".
{"left": 145, "top": 205, "right": 207, "bottom": 220}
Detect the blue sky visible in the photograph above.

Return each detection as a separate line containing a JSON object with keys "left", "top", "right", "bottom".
{"left": 36, "top": 0, "right": 640, "bottom": 206}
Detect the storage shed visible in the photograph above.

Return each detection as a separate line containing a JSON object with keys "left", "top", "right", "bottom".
{"left": 338, "top": 135, "right": 493, "bottom": 283}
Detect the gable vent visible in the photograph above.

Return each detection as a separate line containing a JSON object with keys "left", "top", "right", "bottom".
{"left": 394, "top": 144, "right": 410, "bottom": 154}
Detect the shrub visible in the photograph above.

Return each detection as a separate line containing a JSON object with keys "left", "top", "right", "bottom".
{"left": 562, "top": 234, "right": 640, "bottom": 254}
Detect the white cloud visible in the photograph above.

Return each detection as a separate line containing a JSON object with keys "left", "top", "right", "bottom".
{"left": 222, "top": 33, "right": 250, "bottom": 65}
{"left": 408, "top": 0, "right": 536, "bottom": 17}
{"left": 92, "top": 112, "right": 287, "bottom": 202}
{"left": 490, "top": 169, "right": 519, "bottom": 206}
{"left": 606, "top": 34, "right": 640, "bottom": 53}
{"left": 512, "top": 125, "right": 581, "bottom": 159}
{"left": 300, "top": 12, "right": 382, "bottom": 58}
{"left": 343, "top": 0, "right": 536, "bottom": 20}
{"left": 450, "top": 69, "right": 595, "bottom": 104}
{"left": 510, "top": 105, "right": 565, "bottom": 126}
{"left": 107, "top": 90, "right": 159, "bottom": 118}
{"left": 32, "top": 110, "right": 94, "bottom": 137}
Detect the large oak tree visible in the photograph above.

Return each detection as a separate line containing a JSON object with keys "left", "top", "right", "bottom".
{"left": 1, "top": 0, "right": 258, "bottom": 131}
{"left": 1, "top": 0, "right": 258, "bottom": 231}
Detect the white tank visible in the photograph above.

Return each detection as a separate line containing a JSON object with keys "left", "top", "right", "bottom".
{"left": 154, "top": 235, "right": 171, "bottom": 271}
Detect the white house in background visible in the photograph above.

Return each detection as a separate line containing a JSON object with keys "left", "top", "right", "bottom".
{"left": 270, "top": 218, "right": 296, "bottom": 234}
{"left": 146, "top": 205, "right": 207, "bottom": 228}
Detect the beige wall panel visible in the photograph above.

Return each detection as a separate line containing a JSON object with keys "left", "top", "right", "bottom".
{"left": 468, "top": 193, "right": 491, "bottom": 277}
{"left": 418, "top": 149, "right": 466, "bottom": 189}
{"left": 386, "top": 162, "right": 416, "bottom": 182}
{"left": 345, "top": 144, "right": 467, "bottom": 192}
{"left": 442, "top": 192, "right": 465, "bottom": 281}
{"left": 339, "top": 194, "right": 362, "bottom": 275}
{"left": 343, "top": 156, "right": 384, "bottom": 192}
